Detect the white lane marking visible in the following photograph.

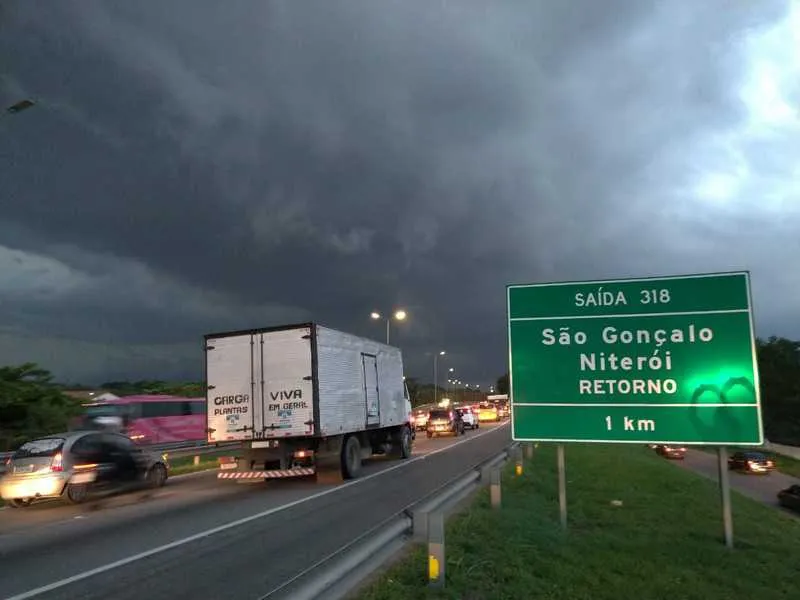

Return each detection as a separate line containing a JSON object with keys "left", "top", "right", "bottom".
{"left": 4, "top": 422, "right": 509, "bottom": 600}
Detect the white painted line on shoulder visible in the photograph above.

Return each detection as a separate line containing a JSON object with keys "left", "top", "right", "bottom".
{"left": 3, "top": 422, "right": 509, "bottom": 600}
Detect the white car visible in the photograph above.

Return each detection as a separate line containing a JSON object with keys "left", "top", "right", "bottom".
{"left": 456, "top": 407, "right": 479, "bottom": 430}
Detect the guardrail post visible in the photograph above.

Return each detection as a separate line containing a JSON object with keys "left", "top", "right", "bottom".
{"left": 194, "top": 455, "right": 200, "bottom": 466}
{"left": 428, "top": 511, "right": 445, "bottom": 588}
{"left": 412, "top": 509, "right": 429, "bottom": 543}
{"left": 490, "top": 468, "right": 501, "bottom": 509}
{"left": 514, "top": 446, "right": 523, "bottom": 476}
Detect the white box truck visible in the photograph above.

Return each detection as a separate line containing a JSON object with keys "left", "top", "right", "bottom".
{"left": 205, "top": 322, "right": 414, "bottom": 482}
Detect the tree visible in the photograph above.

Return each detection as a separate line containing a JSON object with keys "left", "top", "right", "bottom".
{"left": 0, "top": 363, "right": 82, "bottom": 451}
{"left": 756, "top": 336, "right": 800, "bottom": 444}
{"left": 496, "top": 372, "right": 509, "bottom": 395}
{"left": 100, "top": 380, "right": 205, "bottom": 397}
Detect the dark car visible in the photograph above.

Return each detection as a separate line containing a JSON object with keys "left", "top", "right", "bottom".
{"left": 1, "top": 430, "right": 169, "bottom": 507}
{"left": 727, "top": 451, "right": 775, "bottom": 474}
{"left": 426, "top": 409, "right": 465, "bottom": 438}
{"left": 654, "top": 444, "right": 687, "bottom": 460}
{"left": 778, "top": 485, "right": 800, "bottom": 513}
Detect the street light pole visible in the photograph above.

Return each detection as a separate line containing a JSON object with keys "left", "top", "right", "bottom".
{"left": 448, "top": 368, "right": 454, "bottom": 402}
{"left": 370, "top": 309, "right": 407, "bottom": 345}
{"left": 433, "top": 350, "right": 446, "bottom": 405}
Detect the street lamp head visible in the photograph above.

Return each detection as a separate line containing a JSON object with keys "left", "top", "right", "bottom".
{"left": 439, "top": 350, "right": 446, "bottom": 356}
{"left": 370, "top": 311, "right": 381, "bottom": 320}
{"left": 393, "top": 309, "right": 407, "bottom": 321}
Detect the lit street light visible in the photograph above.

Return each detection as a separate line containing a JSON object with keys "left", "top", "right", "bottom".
{"left": 370, "top": 309, "right": 407, "bottom": 344}
{"left": 433, "top": 350, "right": 446, "bottom": 405}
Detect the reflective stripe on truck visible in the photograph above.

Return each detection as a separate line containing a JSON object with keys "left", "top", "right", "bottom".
{"left": 217, "top": 468, "right": 315, "bottom": 479}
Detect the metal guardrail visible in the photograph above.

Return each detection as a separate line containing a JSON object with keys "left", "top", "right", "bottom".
{"left": 262, "top": 441, "right": 519, "bottom": 600}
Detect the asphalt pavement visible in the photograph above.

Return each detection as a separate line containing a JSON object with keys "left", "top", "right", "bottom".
{"left": 677, "top": 449, "right": 799, "bottom": 509}
{"left": 0, "top": 421, "right": 511, "bottom": 600}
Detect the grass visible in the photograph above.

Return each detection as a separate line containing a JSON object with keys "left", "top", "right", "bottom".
{"left": 697, "top": 445, "right": 800, "bottom": 478}
{"left": 166, "top": 450, "right": 227, "bottom": 476}
{"left": 355, "top": 443, "right": 800, "bottom": 600}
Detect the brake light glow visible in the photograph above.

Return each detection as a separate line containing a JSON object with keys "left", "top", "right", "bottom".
{"left": 51, "top": 452, "right": 63, "bottom": 472}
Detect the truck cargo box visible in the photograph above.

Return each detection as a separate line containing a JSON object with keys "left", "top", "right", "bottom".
{"left": 205, "top": 323, "right": 407, "bottom": 443}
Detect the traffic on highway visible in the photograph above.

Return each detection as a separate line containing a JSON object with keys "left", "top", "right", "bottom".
{"left": 0, "top": 321, "right": 517, "bottom": 599}
{"left": 0, "top": 418, "right": 511, "bottom": 600}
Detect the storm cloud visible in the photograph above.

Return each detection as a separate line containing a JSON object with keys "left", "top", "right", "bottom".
{"left": 0, "top": 0, "right": 796, "bottom": 383}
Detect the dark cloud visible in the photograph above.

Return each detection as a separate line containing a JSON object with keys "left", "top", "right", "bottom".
{"left": 0, "top": 0, "right": 796, "bottom": 384}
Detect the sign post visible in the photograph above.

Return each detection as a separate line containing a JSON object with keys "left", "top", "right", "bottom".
{"left": 507, "top": 272, "right": 762, "bottom": 543}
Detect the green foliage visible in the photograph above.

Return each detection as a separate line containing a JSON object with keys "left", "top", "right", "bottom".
{"left": 99, "top": 380, "right": 205, "bottom": 397}
{"left": 496, "top": 372, "right": 509, "bottom": 395}
{"left": 0, "top": 363, "right": 83, "bottom": 451}
{"left": 756, "top": 336, "right": 800, "bottom": 444}
{"left": 357, "top": 444, "right": 800, "bottom": 600}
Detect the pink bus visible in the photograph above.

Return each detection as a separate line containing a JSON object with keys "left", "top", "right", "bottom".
{"left": 72, "top": 395, "right": 206, "bottom": 445}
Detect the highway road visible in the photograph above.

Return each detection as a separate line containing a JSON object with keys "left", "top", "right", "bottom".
{"left": 0, "top": 421, "right": 511, "bottom": 600}
{"left": 677, "top": 449, "right": 799, "bottom": 513}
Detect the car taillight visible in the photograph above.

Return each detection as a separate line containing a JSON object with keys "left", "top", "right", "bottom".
{"left": 51, "top": 452, "right": 64, "bottom": 472}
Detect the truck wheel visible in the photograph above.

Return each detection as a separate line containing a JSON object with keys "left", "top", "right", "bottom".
{"left": 341, "top": 435, "right": 362, "bottom": 479}
{"left": 398, "top": 426, "right": 412, "bottom": 459}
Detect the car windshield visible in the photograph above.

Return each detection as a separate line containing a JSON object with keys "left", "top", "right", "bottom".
{"left": 13, "top": 437, "right": 65, "bottom": 459}
{"left": 745, "top": 452, "right": 767, "bottom": 460}
{"left": 429, "top": 410, "right": 450, "bottom": 420}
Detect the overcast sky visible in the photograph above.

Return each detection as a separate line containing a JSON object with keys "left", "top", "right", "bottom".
{"left": 1, "top": 0, "right": 797, "bottom": 386}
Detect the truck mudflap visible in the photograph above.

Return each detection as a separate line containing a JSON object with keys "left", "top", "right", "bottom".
{"left": 217, "top": 467, "right": 315, "bottom": 479}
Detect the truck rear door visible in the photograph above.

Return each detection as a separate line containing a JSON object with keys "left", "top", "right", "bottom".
{"left": 206, "top": 334, "right": 256, "bottom": 442}
{"left": 260, "top": 326, "right": 315, "bottom": 437}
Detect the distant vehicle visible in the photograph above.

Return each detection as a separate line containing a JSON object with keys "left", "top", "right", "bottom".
{"left": 455, "top": 406, "right": 479, "bottom": 430}
{"left": 1, "top": 430, "right": 169, "bottom": 507}
{"left": 412, "top": 409, "right": 430, "bottom": 431}
{"left": 71, "top": 395, "right": 206, "bottom": 445}
{"left": 654, "top": 444, "right": 686, "bottom": 459}
{"left": 728, "top": 451, "right": 775, "bottom": 474}
{"left": 206, "top": 323, "right": 414, "bottom": 482}
{"left": 487, "top": 394, "right": 509, "bottom": 419}
{"left": 478, "top": 401, "right": 500, "bottom": 423}
{"left": 778, "top": 485, "right": 800, "bottom": 513}
{"left": 427, "top": 409, "right": 465, "bottom": 438}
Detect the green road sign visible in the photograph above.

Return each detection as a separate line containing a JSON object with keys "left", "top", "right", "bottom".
{"left": 507, "top": 272, "right": 763, "bottom": 445}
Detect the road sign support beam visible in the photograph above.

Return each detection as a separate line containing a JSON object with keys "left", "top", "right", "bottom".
{"left": 557, "top": 443, "right": 567, "bottom": 530}
{"left": 717, "top": 446, "right": 734, "bottom": 549}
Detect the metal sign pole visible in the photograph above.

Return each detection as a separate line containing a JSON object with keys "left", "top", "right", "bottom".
{"left": 717, "top": 446, "right": 734, "bottom": 548}
{"left": 557, "top": 444, "right": 567, "bottom": 529}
